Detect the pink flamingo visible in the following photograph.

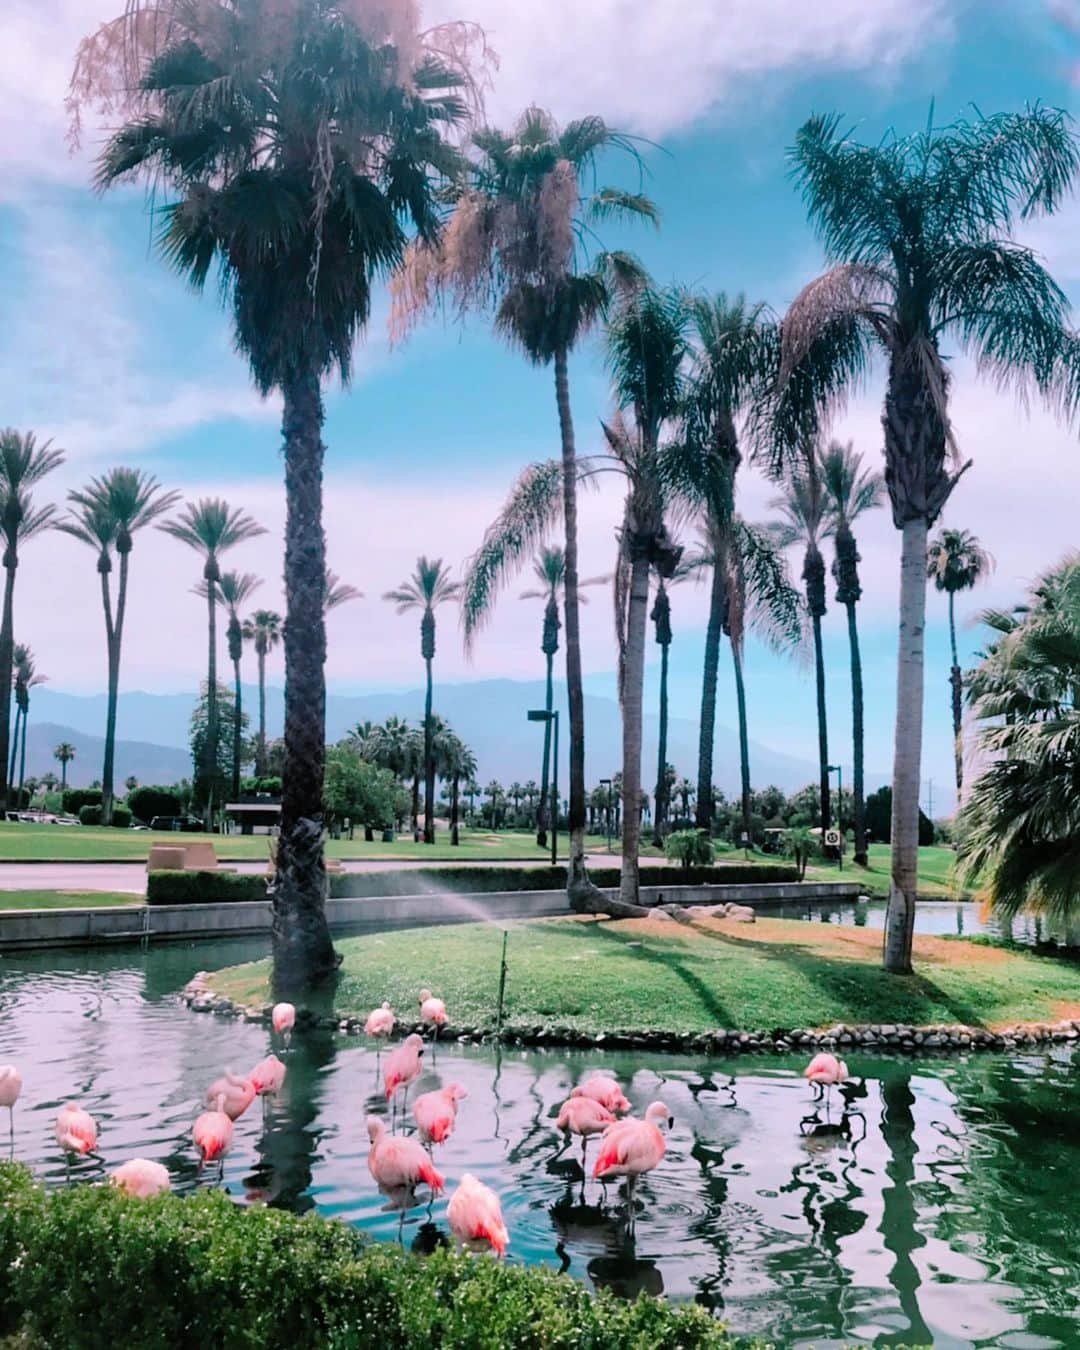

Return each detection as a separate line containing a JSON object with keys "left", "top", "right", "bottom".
{"left": 111, "top": 1158, "right": 170, "bottom": 1198}
{"left": 418, "top": 989, "right": 448, "bottom": 1046}
{"left": 366, "top": 1116, "right": 445, "bottom": 1198}
{"left": 271, "top": 1002, "right": 296, "bottom": 1045}
{"left": 248, "top": 1055, "right": 287, "bottom": 1118}
{"left": 556, "top": 1095, "right": 616, "bottom": 1168}
{"left": 803, "top": 1052, "right": 849, "bottom": 1106}
{"left": 365, "top": 1002, "right": 396, "bottom": 1038}
{"left": 0, "top": 1065, "right": 21, "bottom": 1144}
{"left": 205, "top": 1070, "right": 256, "bottom": 1121}
{"left": 593, "top": 1101, "right": 673, "bottom": 1226}
{"left": 56, "top": 1103, "right": 98, "bottom": 1174}
{"left": 447, "top": 1173, "right": 509, "bottom": 1257}
{"left": 383, "top": 1033, "right": 424, "bottom": 1122}
{"left": 413, "top": 1083, "right": 467, "bottom": 1146}
{"left": 570, "top": 1072, "right": 630, "bottom": 1115}
{"left": 193, "top": 1097, "right": 234, "bottom": 1175}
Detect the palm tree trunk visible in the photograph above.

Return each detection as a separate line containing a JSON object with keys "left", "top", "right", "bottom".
{"left": 731, "top": 639, "right": 752, "bottom": 844}
{"left": 411, "top": 774, "right": 420, "bottom": 840}
{"left": 204, "top": 582, "right": 218, "bottom": 829}
{"left": 8, "top": 706, "right": 21, "bottom": 801}
{"left": 948, "top": 591, "right": 963, "bottom": 796}
{"left": 451, "top": 774, "right": 460, "bottom": 846}
{"left": 256, "top": 647, "right": 267, "bottom": 778}
{"left": 232, "top": 654, "right": 243, "bottom": 803}
{"left": 883, "top": 516, "right": 928, "bottom": 975}
{"left": 846, "top": 599, "right": 868, "bottom": 865}
{"left": 537, "top": 649, "right": 553, "bottom": 847}
{"left": 18, "top": 701, "right": 28, "bottom": 799}
{"left": 0, "top": 560, "right": 16, "bottom": 808}
{"left": 812, "top": 611, "right": 831, "bottom": 832}
{"left": 60, "top": 757, "right": 68, "bottom": 790}
{"left": 695, "top": 562, "right": 726, "bottom": 829}
{"left": 423, "top": 655, "right": 435, "bottom": 844}
{"left": 620, "top": 554, "right": 650, "bottom": 907}
{"left": 555, "top": 345, "right": 590, "bottom": 898}
{"left": 271, "top": 368, "right": 338, "bottom": 994}
{"left": 101, "top": 551, "right": 125, "bottom": 828}
{"left": 652, "top": 636, "right": 670, "bottom": 846}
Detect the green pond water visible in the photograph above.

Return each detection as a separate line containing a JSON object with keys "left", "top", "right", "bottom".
{"left": 1, "top": 935, "right": 1077, "bottom": 1348}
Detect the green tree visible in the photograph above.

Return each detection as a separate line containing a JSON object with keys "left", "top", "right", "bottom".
{"left": 383, "top": 558, "right": 460, "bottom": 845}
{"left": 241, "top": 610, "right": 282, "bottom": 778}
{"left": 9, "top": 644, "right": 46, "bottom": 802}
{"left": 77, "top": 0, "right": 476, "bottom": 992}
{"left": 54, "top": 742, "right": 75, "bottom": 790}
{"left": 189, "top": 681, "right": 251, "bottom": 811}
{"left": 59, "top": 468, "right": 179, "bottom": 823}
{"left": 0, "top": 430, "right": 63, "bottom": 807}
{"left": 161, "top": 500, "right": 265, "bottom": 826}
{"left": 927, "top": 527, "right": 993, "bottom": 796}
{"left": 781, "top": 105, "right": 1079, "bottom": 973}
{"left": 324, "top": 744, "right": 401, "bottom": 840}
{"left": 434, "top": 722, "right": 476, "bottom": 847}
{"left": 402, "top": 105, "right": 655, "bottom": 906}
{"left": 821, "top": 441, "right": 884, "bottom": 864}
{"left": 198, "top": 571, "right": 262, "bottom": 803}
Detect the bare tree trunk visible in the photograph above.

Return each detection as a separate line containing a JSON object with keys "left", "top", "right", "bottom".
{"left": 846, "top": 599, "right": 868, "bottom": 865}
{"left": 232, "top": 651, "right": 243, "bottom": 803}
{"left": 653, "top": 634, "right": 670, "bottom": 846}
{"left": 451, "top": 774, "right": 460, "bottom": 846}
{"left": 731, "top": 639, "right": 752, "bottom": 844}
{"left": 883, "top": 517, "right": 928, "bottom": 974}
{"left": 620, "top": 554, "right": 650, "bottom": 907}
{"left": 948, "top": 591, "right": 963, "bottom": 796}
{"left": 695, "top": 562, "right": 726, "bottom": 829}
{"left": 537, "top": 647, "right": 553, "bottom": 847}
{"left": 17, "top": 700, "right": 28, "bottom": 799}
{"left": 423, "top": 653, "right": 435, "bottom": 844}
{"left": 256, "top": 647, "right": 267, "bottom": 778}
{"left": 8, "top": 706, "right": 20, "bottom": 793}
{"left": 812, "top": 610, "right": 831, "bottom": 834}
{"left": 0, "top": 561, "right": 16, "bottom": 808}
{"left": 98, "top": 555, "right": 118, "bottom": 827}
{"left": 271, "top": 369, "right": 338, "bottom": 995}
{"left": 204, "top": 580, "right": 218, "bottom": 830}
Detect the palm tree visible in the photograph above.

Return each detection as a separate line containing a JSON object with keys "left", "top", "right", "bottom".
{"left": 605, "top": 286, "right": 688, "bottom": 908}
{"left": 399, "top": 105, "right": 655, "bottom": 905}
{"left": 54, "top": 742, "right": 75, "bottom": 790}
{"left": 821, "top": 442, "right": 884, "bottom": 864}
{"left": 325, "top": 569, "right": 363, "bottom": 612}
{"left": 384, "top": 559, "right": 460, "bottom": 845}
{"left": 770, "top": 455, "right": 833, "bottom": 835}
{"left": 0, "top": 430, "right": 63, "bottom": 807}
{"left": 161, "top": 500, "right": 265, "bottom": 826}
{"left": 10, "top": 645, "right": 46, "bottom": 804}
{"left": 435, "top": 725, "right": 476, "bottom": 847}
{"left": 927, "top": 528, "right": 994, "bottom": 797}
{"left": 484, "top": 780, "right": 504, "bottom": 831}
{"left": 59, "top": 468, "right": 179, "bottom": 823}
{"left": 373, "top": 715, "right": 423, "bottom": 840}
{"left": 77, "top": 0, "right": 475, "bottom": 991}
{"left": 649, "top": 559, "right": 694, "bottom": 844}
{"left": 242, "top": 610, "right": 282, "bottom": 778}
{"left": 780, "top": 106, "right": 1078, "bottom": 973}
{"left": 198, "top": 571, "right": 262, "bottom": 802}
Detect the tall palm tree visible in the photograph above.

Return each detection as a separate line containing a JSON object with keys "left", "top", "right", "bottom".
{"left": 605, "top": 286, "right": 688, "bottom": 908}
{"left": 325, "top": 569, "right": 363, "bottom": 612}
{"left": 435, "top": 724, "right": 476, "bottom": 847}
{"left": 242, "top": 610, "right": 282, "bottom": 778}
{"left": 780, "top": 106, "right": 1079, "bottom": 973}
{"left": 372, "top": 715, "right": 423, "bottom": 840}
{"left": 0, "top": 430, "right": 63, "bottom": 807}
{"left": 78, "top": 0, "right": 475, "bottom": 992}
{"left": 161, "top": 500, "right": 265, "bottom": 825}
{"left": 649, "top": 559, "right": 693, "bottom": 844}
{"left": 54, "top": 742, "right": 75, "bottom": 790}
{"left": 198, "top": 571, "right": 262, "bottom": 802}
{"left": 10, "top": 645, "right": 46, "bottom": 804}
{"left": 770, "top": 455, "right": 833, "bottom": 835}
{"left": 59, "top": 468, "right": 179, "bottom": 823}
{"left": 383, "top": 559, "right": 461, "bottom": 844}
{"left": 484, "top": 780, "right": 504, "bottom": 831}
{"left": 927, "top": 527, "right": 994, "bottom": 797}
{"left": 399, "top": 105, "right": 655, "bottom": 905}
{"left": 821, "top": 442, "right": 883, "bottom": 864}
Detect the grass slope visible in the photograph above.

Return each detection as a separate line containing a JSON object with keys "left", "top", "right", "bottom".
{"left": 0, "top": 890, "right": 138, "bottom": 911}
{"left": 211, "top": 914, "right": 1078, "bottom": 1036}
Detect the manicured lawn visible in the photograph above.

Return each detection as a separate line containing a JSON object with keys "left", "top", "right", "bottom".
{"left": 0, "top": 890, "right": 138, "bottom": 911}
{"left": 210, "top": 912, "right": 1078, "bottom": 1035}
{"left": 802, "top": 842, "right": 961, "bottom": 897}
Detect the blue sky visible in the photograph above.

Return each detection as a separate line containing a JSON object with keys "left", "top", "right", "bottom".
{"left": 5, "top": 0, "right": 1080, "bottom": 814}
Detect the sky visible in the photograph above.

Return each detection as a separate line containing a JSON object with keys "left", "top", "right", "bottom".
{"left": 5, "top": 0, "right": 1080, "bottom": 815}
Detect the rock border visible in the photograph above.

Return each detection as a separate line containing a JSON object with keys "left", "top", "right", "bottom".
{"left": 182, "top": 973, "right": 1080, "bottom": 1056}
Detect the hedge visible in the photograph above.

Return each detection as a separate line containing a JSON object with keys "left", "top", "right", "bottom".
{"left": 78, "top": 804, "right": 132, "bottom": 828}
{"left": 0, "top": 1165, "right": 750, "bottom": 1349}
{"left": 62, "top": 788, "right": 102, "bottom": 815}
{"left": 146, "top": 870, "right": 269, "bottom": 905}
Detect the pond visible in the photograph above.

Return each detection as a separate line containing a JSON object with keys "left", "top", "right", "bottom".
{"left": 1, "top": 937, "right": 1077, "bottom": 1348}
{"left": 758, "top": 897, "right": 1080, "bottom": 948}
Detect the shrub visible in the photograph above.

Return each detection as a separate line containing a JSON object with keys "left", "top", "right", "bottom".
{"left": 664, "top": 829, "right": 716, "bottom": 869}
{"left": 865, "top": 785, "right": 934, "bottom": 846}
{"left": 77, "top": 804, "right": 132, "bottom": 828}
{"left": 241, "top": 775, "right": 283, "bottom": 796}
{"left": 0, "top": 1163, "right": 741, "bottom": 1349}
{"left": 146, "top": 870, "right": 269, "bottom": 906}
{"left": 127, "top": 785, "right": 183, "bottom": 824}
{"left": 62, "top": 788, "right": 102, "bottom": 816}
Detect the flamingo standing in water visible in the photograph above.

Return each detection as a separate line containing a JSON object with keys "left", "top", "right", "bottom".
{"left": 418, "top": 989, "right": 448, "bottom": 1049}
{"left": 205, "top": 1070, "right": 256, "bottom": 1121}
{"left": 571, "top": 1072, "right": 630, "bottom": 1115}
{"left": 384, "top": 1033, "right": 425, "bottom": 1124}
{"left": 413, "top": 1084, "right": 467, "bottom": 1146}
{"left": 0, "top": 1065, "right": 21, "bottom": 1146}
{"left": 111, "top": 1158, "right": 170, "bottom": 1198}
{"left": 193, "top": 1096, "right": 234, "bottom": 1176}
{"left": 271, "top": 1002, "right": 296, "bottom": 1046}
{"left": 556, "top": 1096, "right": 616, "bottom": 1169}
{"left": 593, "top": 1101, "right": 673, "bottom": 1228}
{"left": 803, "top": 1052, "right": 849, "bottom": 1108}
{"left": 447, "top": 1174, "right": 509, "bottom": 1257}
{"left": 248, "top": 1055, "right": 287, "bottom": 1118}
{"left": 364, "top": 1002, "right": 395, "bottom": 1068}
{"left": 366, "top": 1116, "right": 445, "bottom": 1198}
{"left": 55, "top": 1103, "right": 98, "bottom": 1175}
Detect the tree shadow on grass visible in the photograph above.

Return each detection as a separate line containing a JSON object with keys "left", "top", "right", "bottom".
{"left": 589, "top": 922, "right": 735, "bottom": 1028}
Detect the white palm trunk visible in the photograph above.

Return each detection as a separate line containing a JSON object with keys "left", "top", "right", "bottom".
{"left": 620, "top": 554, "right": 650, "bottom": 907}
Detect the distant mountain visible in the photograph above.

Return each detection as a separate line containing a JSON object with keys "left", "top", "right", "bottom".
{"left": 20, "top": 721, "right": 190, "bottom": 789}
{"left": 29, "top": 680, "right": 871, "bottom": 796}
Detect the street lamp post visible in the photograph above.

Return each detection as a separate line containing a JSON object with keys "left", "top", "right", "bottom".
{"left": 827, "top": 763, "right": 843, "bottom": 870}
{"left": 528, "top": 709, "right": 559, "bottom": 867}
{"left": 599, "top": 777, "right": 612, "bottom": 853}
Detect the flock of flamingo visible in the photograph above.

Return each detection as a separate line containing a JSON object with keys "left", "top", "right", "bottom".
{"left": 0, "top": 988, "right": 852, "bottom": 1260}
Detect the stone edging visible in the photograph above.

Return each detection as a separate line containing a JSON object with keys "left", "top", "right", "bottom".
{"left": 182, "top": 974, "right": 1080, "bottom": 1056}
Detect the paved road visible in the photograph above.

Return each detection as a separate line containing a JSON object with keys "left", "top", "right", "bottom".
{"left": 0, "top": 854, "right": 632, "bottom": 894}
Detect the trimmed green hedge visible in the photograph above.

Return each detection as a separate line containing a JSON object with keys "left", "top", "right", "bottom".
{"left": 78, "top": 804, "right": 132, "bottom": 828}
{"left": 146, "top": 870, "right": 269, "bottom": 905}
{"left": 0, "top": 1164, "right": 748, "bottom": 1349}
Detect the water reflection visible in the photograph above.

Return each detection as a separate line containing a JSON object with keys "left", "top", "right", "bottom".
{"left": 0, "top": 939, "right": 1076, "bottom": 1348}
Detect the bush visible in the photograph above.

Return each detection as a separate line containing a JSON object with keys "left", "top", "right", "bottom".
{"left": 664, "top": 829, "right": 716, "bottom": 869}
{"left": 62, "top": 788, "right": 102, "bottom": 816}
{"left": 127, "top": 785, "right": 183, "bottom": 824}
{"left": 0, "top": 1163, "right": 741, "bottom": 1349}
{"left": 241, "top": 775, "right": 282, "bottom": 796}
{"left": 146, "top": 870, "right": 269, "bottom": 906}
{"left": 864, "top": 785, "right": 934, "bottom": 846}
{"left": 77, "top": 804, "right": 132, "bottom": 828}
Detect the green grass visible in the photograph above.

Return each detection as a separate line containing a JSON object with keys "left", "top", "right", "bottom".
{"left": 0, "top": 890, "right": 139, "bottom": 911}
{"left": 210, "top": 913, "right": 1078, "bottom": 1035}
{"left": 801, "top": 842, "right": 961, "bottom": 897}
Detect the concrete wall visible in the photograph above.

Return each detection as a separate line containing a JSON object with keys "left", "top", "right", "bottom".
{"left": 0, "top": 880, "right": 866, "bottom": 951}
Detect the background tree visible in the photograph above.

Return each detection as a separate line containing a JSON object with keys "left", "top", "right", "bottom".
{"left": 77, "top": 0, "right": 479, "bottom": 992}
{"left": 434, "top": 722, "right": 476, "bottom": 846}
{"left": 781, "top": 105, "right": 1078, "bottom": 973}
{"left": 649, "top": 560, "right": 693, "bottom": 844}
{"left": 384, "top": 558, "right": 461, "bottom": 844}
{"left": 54, "top": 742, "right": 75, "bottom": 790}
{"left": 927, "top": 527, "right": 993, "bottom": 797}
{"left": 324, "top": 745, "right": 401, "bottom": 842}
{"left": 399, "top": 105, "right": 655, "bottom": 905}
{"left": 325, "top": 569, "right": 363, "bottom": 612}
{"left": 198, "top": 571, "right": 262, "bottom": 803}
{"left": 242, "top": 610, "right": 282, "bottom": 778}
{"left": 0, "top": 430, "right": 63, "bottom": 807}
{"left": 10, "top": 644, "right": 46, "bottom": 804}
{"left": 821, "top": 441, "right": 883, "bottom": 864}
{"left": 189, "top": 682, "right": 251, "bottom": 813}
{"left": 60, "top": 468, "right": 179, "bottom": 823}
{"left": 162, "top": 500, "right": 264, "bottom": 827}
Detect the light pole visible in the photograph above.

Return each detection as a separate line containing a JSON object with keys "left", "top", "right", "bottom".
{"left": 527, "top": 709, "right": 559, "bottom": 866}
{"left": 599, "top": 776, "right": 612, "bottom": 853}
{"left": 827, "top": 763, "right": 843, "bottom": 870}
